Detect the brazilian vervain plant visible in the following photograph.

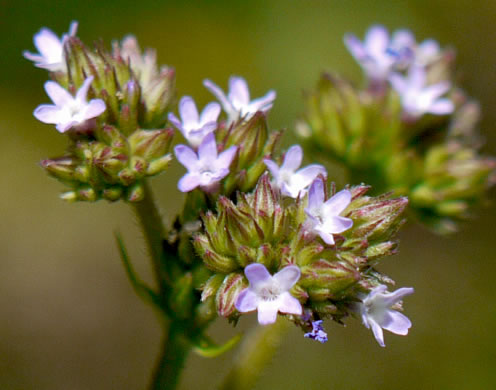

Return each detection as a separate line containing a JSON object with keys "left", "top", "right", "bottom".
{"left": 24, "top": 21, "right": 494, "bottom": 390}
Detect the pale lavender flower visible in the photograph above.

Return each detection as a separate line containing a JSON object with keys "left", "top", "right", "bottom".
{"left": 264, "top": 145, "right": 326, "bottom": 198}
{"left": 34, "top": 76, "right": 106, "bottom": 133}
{"left": 359, "top": 284, "right": 414, "bottom": 347}
{"left": 174, "top": 133, "right": 237, "bottom": 192}
{"left": 390, "top": 66, "right": 454, "bottom": 118}
{"left": 305, "top": 179, "right": 353, "bottom": 245}
{"left": 235, "top": 263, "right": 302, "bottom": 325}
{"left": 304, "top": 320, "right": 328, "bottom": 343}
{"left": 387, "top": 29, "right": 441, "bottom": 66}
{"left": 344, "top": 25, "right": 411, "bottom": 82}
{"left": 23, "top": 22, "right": 78, "bottom": 72}
{"left": 203, "top": 76, "right": 276, "bottom": 124}
{"left": 168, "top": 96, "right": 221, "bottom": 148}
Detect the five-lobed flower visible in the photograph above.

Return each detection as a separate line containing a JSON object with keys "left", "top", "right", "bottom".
{"left": 23, "top": 21, "right": 78, "bottom": 72}
{"left": 264, "top": 144, "right": 327, "bottom": 198}
{"left": 359, "top": 284, "right": 414, "bottom": 347}
{"left": 34, "top": 76, "right": 106, "bottom": 133}
{"left": 174, "top": 132, "right": 237, "bottom": 192}
{"left": 168, "top": 96, "right": 221, "bottom": 148}
{"left": 390, "top": 66, "right": 454, "bottom": 118}
{"left": 305, "top": 178, "right": 353, "bottom": 245}
{"left": 235, "top": 263, "right": 302, "bottom": 325}
{"left": 203, "top": 76, "right": 276, "bottom": 124}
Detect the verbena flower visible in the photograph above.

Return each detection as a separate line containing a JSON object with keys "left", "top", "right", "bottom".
{"left": 168, "top": 96, "right": 221, "bottom": 148}
{"left": 390, "top": 66, "right": 454, "bottom": 118}
{"left": 389, "top": 30, "right": 441, "bottom": 66}
{"left": 174, "top": 132, "right": 237, "bottom": 192}
{"left": 304, "top": 320, "right": 328, "bottom": 343}
{"left": 344, "top": 25, "right": 411, "bottom": 82}
{"left": 359, "top": 284, "right": 414, "bottom": 347}
{"left": 203, "top": 76, "right": 276, "bottom": 124}
{"left": 305, "top": 178, "right": 353, "bottom": 245}
{"left": 34, "top": 76, "right": 106, "bottom": 133}
{"left": 23, "top": 21, "right": 78, "bottom": 72}
{"left": 235, "top": 263, "right": 302, "bottom": 325}
{"left": 264, "top": 145, "right": 326, "bottom": 198}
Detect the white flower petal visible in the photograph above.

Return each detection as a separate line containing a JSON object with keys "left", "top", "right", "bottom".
{"left": 85, "top": 99, "right": 106, "bottom": 119}
{"left": 370, "top": 320, "right": 386, "bottom": 347}
{"left": 44, "top": 81, "right": 73, "bottom": 106}
{"left": 198, "top": 133, "right": 218, "bottom": 162}
{"left": 235, "top": 289, "right": 259, "bottom": 313}
{"left": 324, "top": 189, "right": 352, "bottom": 215}
{"left": 428, "top": 99, "right": 454, "bottom": 115}
{"left": 273, "top": 265, "right": 301, "bottom": 291}
{"left": 244, "top": 263, "right": 272, "bottom": 286}
{"left": 178, "top": 174, "right": 201, "bottom": 192}
{"left": 281, "top": 145, "right": 303, "bottom": 172}
{"left": 381, "top": 311, "right": 412, "bottom": 335}
{"left": 264, "top": 159, "right": 280, "bottom": 178}
{"left": 228, "top": 76, "right": 250, "bottom": 107}
{"left": 199, "top": 102, "right": 221, "bottom": 125}
{"left": 278, "top": 292, "right": 302, "bottom": 315}
{"left": 75, "top": 76, "right": 94, "bottom": 103}
{"left": 307, "top": 178, "right": 325, "bottom": 211}
{"left": 179, "top": 96, "right": 199, "bottom": 127}
{"left": 365, "top": 25, "right": 389, "bottom": 57}
{"left": 248, "top": 90, "right": 276, "bottom": 113}
{"left": 34, "top": 28, "right": 62, "bottom": 60}
{"left": 33, "top": 105, "right": 62, "bottom": 124}
{"left": 214, "top": 145, "right": 237, "bottom": 172}
{"left": 203, "top": 79, "right": 234, "bottom": 113}
{"left": 257, "top": 300, "right": 280, "bottom": 325}
{"left": 174, "top": 144, "right": 199, "bottom": 171}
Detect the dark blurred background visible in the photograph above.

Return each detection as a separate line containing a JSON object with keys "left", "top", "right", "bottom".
{"left": 1, "top": 0, "right": 495, "bottom": 389}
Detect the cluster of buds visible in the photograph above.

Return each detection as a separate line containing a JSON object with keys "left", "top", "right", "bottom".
{"left": 297, "top": 25, "right": 495, "bottom": 233}
{"left": 26, "top": 23, "right": 175, "bottom": 202}
{"left": 195, "top": 173, "right": 413, "bottom": 346}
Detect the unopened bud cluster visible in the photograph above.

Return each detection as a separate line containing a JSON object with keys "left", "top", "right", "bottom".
{"left": 297, "top": 25, "right": 495, "bottom": 233}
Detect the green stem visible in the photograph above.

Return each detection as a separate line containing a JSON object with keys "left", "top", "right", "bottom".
{"left": 131, "top": 181, "right": 168, "bottom": 293}
{"left": 219, "top": 320, "right": 291, "bottom": 390}
{"left": 150, "top": 322, "right": 191, "bottom": 390}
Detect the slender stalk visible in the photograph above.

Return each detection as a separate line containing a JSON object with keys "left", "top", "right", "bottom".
{"left": 220, "top": 320, "right": 291, "bottom": 390}
{"left": 130, "top": 181, "right": 168, "bottom": 292}
{"left": 149, "top": 322, "right": 191, "bottom": 390}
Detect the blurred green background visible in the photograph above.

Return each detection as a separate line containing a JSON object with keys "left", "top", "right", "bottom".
{"left": 1, "top": 0, "right": 495, "bottom": 389}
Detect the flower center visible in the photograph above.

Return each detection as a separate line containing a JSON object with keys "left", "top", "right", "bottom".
{"left": 257, "top": 282, "right": 281, "bottom": 301}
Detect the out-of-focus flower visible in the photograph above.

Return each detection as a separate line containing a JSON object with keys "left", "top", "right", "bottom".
{"left": 304, "top": 320, "right": 328, "bottom": 343}
{"left": 23, "top": 22, "right": 78, "bottom": 72}
{"left": 305, "top": 179, "right": 353, "bottom": 245}
{"left": 359, "top": 284, "right": 414, "bottom": 347}
{"left": 168, "top": 96, "right": 221, "bottom": 148}
{"left": 235, "top": 263, "right": 302, "bottom": 325}
{"left": 203, "top": 76, "right": 276, "bottom": 124}
{"left": 390, "top": 66, "right": 454, "bottom": 118}
{"left": 264, "top": 145, "right": 326, "bottom": 198}
{"left": 34, "top": 76, "right": 106, "bottom": 133}
{"left": 344, "top": 25, "right": 411, "bottom": 82}
{"left": 174, "top": 133, "right": 237, "bottom": 192}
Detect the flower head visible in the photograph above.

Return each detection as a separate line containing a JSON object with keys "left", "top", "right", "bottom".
{"left": 305, "top": 179, "right": 353, "bottom": 245}
{"left": 359, "top": 284, "right": 414, "bottom": 347}
{"left": 235, "top": 263, "right": 302, "bottom": 325}
{"left": 304, "top": 320, "right": 328, "bottom": 343}
{"left": 203, "top": 76, "right": 276, "bottom": 124}
{"left": 23, "top": 22, "right": 78, "bottom": 72}
{"left": 264, "top": 145, "right": 327, "bottom": 198}
{"left": 174, "top": 132, "right": 237, "bottom": 192}
{"left": 34, "top": 76, "right": 106, "bottom": 133}
{"left": 390, "top": 66, "right": 454, "bottom": 118}
{"left": 168, "top": 96, "right": 221, "bottom": 148}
